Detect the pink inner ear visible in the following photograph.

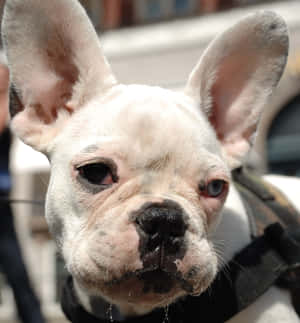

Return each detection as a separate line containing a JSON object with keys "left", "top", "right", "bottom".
{"left": 27, "top": 39, "right": 79, "bottom": 124}
{"left": 32, "top": 74, "right": 75, "bottom": 124}
{"left": 185, "top": 12, "right": 288, "bottom": 168}
{"left": 209, "top": 51, "right": 260, "bottom": 143}
{"left": 4, "top": 0, "right": 118, "bottom": 153}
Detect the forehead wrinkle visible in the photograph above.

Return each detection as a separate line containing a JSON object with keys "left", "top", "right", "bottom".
{"left": 81, "top": 144, "right": 99, "bottom": 154}
{"left": 144, "top": 153, "right": 172, "bottom": 171}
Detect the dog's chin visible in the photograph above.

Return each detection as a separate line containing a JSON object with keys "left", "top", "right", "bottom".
{"left": 74, "top": 266, "right": 215, "bottom": 312}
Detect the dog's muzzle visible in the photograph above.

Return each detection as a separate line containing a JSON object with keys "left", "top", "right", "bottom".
{"left": 133, "top": 200, "right": 188, "bottom": 293}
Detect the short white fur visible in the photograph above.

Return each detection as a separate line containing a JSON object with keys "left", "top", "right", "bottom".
{"left": 2, "top": 0, "right": 300, "bottom": 322}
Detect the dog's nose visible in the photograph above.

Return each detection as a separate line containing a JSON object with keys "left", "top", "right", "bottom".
{"left": 137, "top": 203, "right": 187, "bottom": 239}
{"left": 135, "top": 201, "right": 187, "bottom": 267}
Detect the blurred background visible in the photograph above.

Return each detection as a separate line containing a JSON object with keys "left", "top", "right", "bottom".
{"left": 0, "top": 0, "right": 300, "bottom": 322}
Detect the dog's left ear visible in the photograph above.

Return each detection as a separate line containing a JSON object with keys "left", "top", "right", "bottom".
{"left": 185, "top": 11, "right": 289, "bottom": 168}
{"left": 2, "top": 0, "right": 117, "bottom": 153}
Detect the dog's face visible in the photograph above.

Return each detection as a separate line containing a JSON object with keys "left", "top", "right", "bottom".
{"left": 46, "top": 84, "right": 230, "bottom": 310}
{"left": 2, "top": 0, "right": 288, "bottom": 315}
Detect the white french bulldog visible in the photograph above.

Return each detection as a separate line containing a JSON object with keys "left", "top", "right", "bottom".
{"left": 2, "top": 0, "right": 300, "bottom": 322}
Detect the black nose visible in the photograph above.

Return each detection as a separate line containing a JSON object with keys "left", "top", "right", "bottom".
{"left": 137, "top": 203, "right": 187, "bottom": 239}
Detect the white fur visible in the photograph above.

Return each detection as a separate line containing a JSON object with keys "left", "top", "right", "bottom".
{"left": 2, "top": 0, "right": 298, "bottom": 321}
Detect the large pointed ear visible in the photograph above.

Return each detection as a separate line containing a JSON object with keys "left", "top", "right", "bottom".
{"left": 2, "top": 0, "right": 117, "bottom": 153}
{"left": 185, "top": 11, "right": 289, "bottom": 169}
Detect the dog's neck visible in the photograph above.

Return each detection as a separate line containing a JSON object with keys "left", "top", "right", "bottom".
{"left": 73, "top": 183, "right": 251, "bottom": 320}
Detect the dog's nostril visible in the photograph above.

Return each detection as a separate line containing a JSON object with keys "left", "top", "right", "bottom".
{"left": 138, "top": 206, "right": 187, "bottom": 239}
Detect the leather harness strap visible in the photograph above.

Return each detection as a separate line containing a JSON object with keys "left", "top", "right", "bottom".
{"left": 232, "top": 167, "right": 300, "bottom": 316}
{"left": 232, "top": 167, "right": 300, "bottom": 236}
{"left": 61, "top": 168, "right": 300, "bottom": 323}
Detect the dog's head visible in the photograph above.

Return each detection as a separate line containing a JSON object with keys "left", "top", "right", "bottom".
{"left": 2, "top": 0, "right": 288, "bottom": 315}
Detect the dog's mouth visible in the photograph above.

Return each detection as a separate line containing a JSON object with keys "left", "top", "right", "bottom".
{"left": 101, "top": 257, "right": 195, "bottom": 297}
{"left": 138, "top": 269, "right": 175, "bottom": 294}
{"left": 135, "top": 267, "right": 195, "bottom": 295}
{"left": 93, "top": 266, "right": 193, "bottom": 309}
{"left": 133, "top": 240, "right": 193, "bottom": 294}
{"left": 74, "top": 236, "right": 206, "bottom": 298}
{"left": 72, "top": 240, "right": 216, "bottom": 310}
{"left": 71, "top": 209, "right": 217, "bottom": 306}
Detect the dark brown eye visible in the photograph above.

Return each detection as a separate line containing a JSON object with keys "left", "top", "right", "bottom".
{"left": 206, "top": 180, "right": 227, "bottom": 197}
{"left": 78, "top": 163, "right": 116, "bottom": 186}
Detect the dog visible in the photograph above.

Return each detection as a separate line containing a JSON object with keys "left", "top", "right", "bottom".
{"left": 2, "top": 0, "right": 300, "bottom": 322}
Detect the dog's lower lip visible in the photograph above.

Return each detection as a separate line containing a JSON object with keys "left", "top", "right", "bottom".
{"left": 138, "top": 269, "right": 174, "bottom": 294}
{"left": 136, "top": 268, "right": 194, "bottom": 294}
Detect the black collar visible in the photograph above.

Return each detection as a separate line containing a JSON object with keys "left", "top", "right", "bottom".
{"left": 61, "top": 222, "right": 300, "bottom": 323}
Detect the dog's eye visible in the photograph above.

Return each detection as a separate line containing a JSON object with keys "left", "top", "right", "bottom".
{"left": 204, "top": 180, "right": 227, "bottom": 198}
{"left": 77, "top": 163, "right": 115, "bottom": 186}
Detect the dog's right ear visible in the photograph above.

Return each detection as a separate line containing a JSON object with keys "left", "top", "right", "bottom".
{"left": 2, "top": 0, "right": 117, "bottom": 153}
{"left": 184, "top": 11, "right": 289, "bottom": 169}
